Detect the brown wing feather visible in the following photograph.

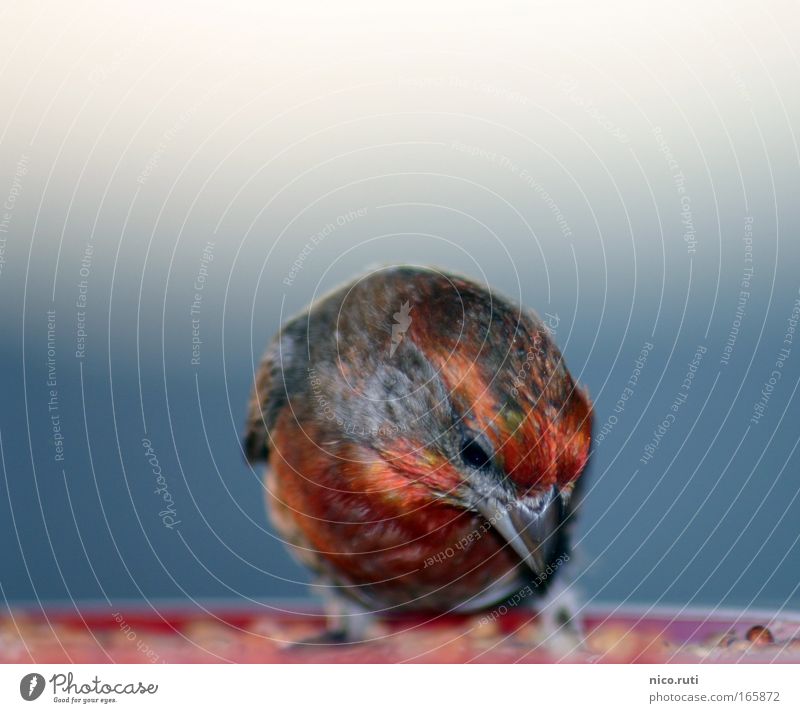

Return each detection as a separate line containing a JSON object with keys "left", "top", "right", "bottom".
{"left": 243, "top": 353, "right": 273, "bottom": 462}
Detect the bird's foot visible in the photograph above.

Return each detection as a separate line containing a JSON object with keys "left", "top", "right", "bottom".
{"left": 281, "top": 628, "right": 355, "bottom": 649}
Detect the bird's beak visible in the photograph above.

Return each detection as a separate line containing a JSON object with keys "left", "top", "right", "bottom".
{"left": 476, "top": 486, "right": 561, "bottom": 575}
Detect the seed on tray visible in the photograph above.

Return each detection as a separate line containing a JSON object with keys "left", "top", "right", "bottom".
{"left": 745, "top": 625, "right": 774, "bottom": 645}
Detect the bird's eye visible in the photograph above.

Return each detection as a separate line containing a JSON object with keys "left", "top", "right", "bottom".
{"left": 460, "top": 438, "right": 491, "bottom": 470}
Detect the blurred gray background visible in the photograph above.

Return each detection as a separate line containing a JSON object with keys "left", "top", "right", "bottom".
{"left": 1, "top": 1, "right": 799, "bottom": 615}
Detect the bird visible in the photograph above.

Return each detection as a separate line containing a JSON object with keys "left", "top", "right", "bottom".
{"left": 244, "top": 266, "right": 593, "bottom": 642}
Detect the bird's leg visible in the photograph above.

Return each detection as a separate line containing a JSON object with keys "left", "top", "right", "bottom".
{"left": 534, "top": 558, "right": 586, "bottom": 653}
{"left": 287, "top": 584, "right": 377, "bottom": 647}
{"left": 320, "top": 587, "right": 377, "bottom": 643}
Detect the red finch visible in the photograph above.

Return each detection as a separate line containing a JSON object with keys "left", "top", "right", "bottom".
{"left": 245, "top": 266, "right": 592, "bottom": 641}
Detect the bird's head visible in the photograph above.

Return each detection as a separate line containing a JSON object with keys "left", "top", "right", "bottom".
{"left": 338, "top": 272, "right": 594, "bottom": 574}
